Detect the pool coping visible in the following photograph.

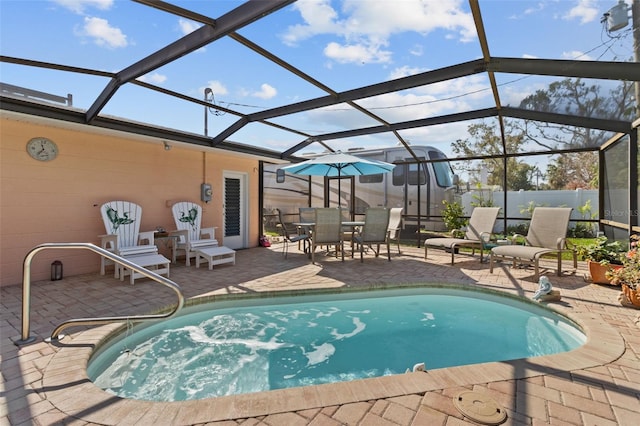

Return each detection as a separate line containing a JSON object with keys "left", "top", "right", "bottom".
{"left": 41, "top": 284, "right": 625, "bottom": 425}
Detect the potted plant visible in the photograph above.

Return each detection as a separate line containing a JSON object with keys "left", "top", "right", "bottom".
{"left": 606, "top": 235, "right": 640, "bottom": 307}
{"left": 575, "top": 236, "right": 624, "bottom": 285}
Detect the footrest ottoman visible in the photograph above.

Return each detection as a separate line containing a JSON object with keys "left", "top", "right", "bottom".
{"left": 119, "top": 253, "right": 171, "bottom": 284}
{"left": 195, "top": 246, "right": 236, "bottom": 270}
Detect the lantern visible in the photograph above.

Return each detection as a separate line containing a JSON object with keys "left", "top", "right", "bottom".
{"left": 51, "top": 260, "right": 63, "bottom": 281}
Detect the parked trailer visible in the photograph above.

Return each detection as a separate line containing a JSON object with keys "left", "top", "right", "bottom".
{"left": 263, "top": 146, "right": 458, "bottom": 231}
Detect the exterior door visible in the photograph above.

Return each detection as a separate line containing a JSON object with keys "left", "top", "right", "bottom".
{"left": 223, "top": 171, "right": 248, "bottom": 249}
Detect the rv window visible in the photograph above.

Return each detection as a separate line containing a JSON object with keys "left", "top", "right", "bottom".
{"left": 392, "top": 165, "right": 404, "bottom": 186}
{"left": 359, "top": 173, "right": 383, "bottom": 183}
{"left": 407, "top": 163, "right": 427, "bottom": 185}
{"left": 392, "top": 159, "right": 427, "bottom": 186}
{"left": 429, "top": 151, "right": 454, "bottom": 187}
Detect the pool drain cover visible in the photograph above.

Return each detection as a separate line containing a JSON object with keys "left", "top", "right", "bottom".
{"left": 453, "top": 391, "right": 507, "bottom": 425}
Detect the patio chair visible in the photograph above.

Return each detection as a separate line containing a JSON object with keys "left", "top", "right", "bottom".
{"left": 310, "top": 208, "right": 344, "bottom": 264}
{"left": 276, "top": 209, "right": 309, "bottom": 258}
{"left": 424, "top": 207, "right": 500, "bottom": 264}
{"left": 353, "top": 207, "right": 391, "bottom": 262}
{"left": 387, "top": 207, "right": 404, "bottom": 254}
{"left": 299, "top": 207, "right": 316, "bottom": 223}
{"left": 298, "top": 207, "right": 316, "bottom": 249}
{"left": 490, "top": 207, "right": 577, "bottom": 281}
{"left": 99, "top": 200, "right": 158, "bottom": 278}
{"left": 170, "top": 201, "right": 218, "bottom": 266}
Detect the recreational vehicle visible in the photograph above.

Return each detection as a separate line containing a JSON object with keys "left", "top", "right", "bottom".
{"left": 263, "top": 146, "right": 458, "bottom": 231}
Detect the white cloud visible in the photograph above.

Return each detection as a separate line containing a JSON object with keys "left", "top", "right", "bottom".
{"left": 562, "top": 50, "right": 593, "bottom": 60}
{"left": 324, "top": 41, "right": 392, "bottom": 64}
{"left": 281, "top": 0, "right": 341, "bottom": 46}
{"left": 309, "top": 74, "right": 490, "bottom": 132}
{"left": 79, "top": 16, "right": 127, "bottom": 48}
{"left": 252, "top": 84, "right": 277, "bottom": 100}
{"left": 388, "top": 65, "right": 428, "bottom": 80}
{"left": 523, "top": 3, "right": 546, "bottom": 16}
{"left": 53, "top": 0, "right": 112, "bottom": 14}
{"left": 564, "top": 0, "right": 600, "bottom": 24}
{"left": 204, "top": 81, "right": 229, "bottom": 96}
{"left": 282, "top": 0, "right": 475, "bottom": 65}
{"left": 409, "top": 44, "right": 424, "bottom": 57}
{"left": 179, "top": 18, "right": 200, "bottom": 35}
{"left": 137, "top": 73, "right": 167, "bottom": 84}
{"left": 422, "top": 75, "right": 488, "bottom": 99}
{"left": 501, "top": 81, "right": 547, "bottom": 107}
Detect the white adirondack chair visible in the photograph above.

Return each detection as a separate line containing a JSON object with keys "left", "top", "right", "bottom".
{"left": 100, "top": 200, "right": 158, "bottom": 278}
{"left": 170, "top": 201, "right": 218, "bottom": 266}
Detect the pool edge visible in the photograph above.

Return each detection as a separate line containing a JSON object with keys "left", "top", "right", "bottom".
{"left": 41, "top": 284, "right": 625, "bottom": 425}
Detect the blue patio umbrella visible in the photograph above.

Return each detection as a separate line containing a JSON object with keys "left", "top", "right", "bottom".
{"left": 281, "top": 151, "right": 396, "bottom": 207}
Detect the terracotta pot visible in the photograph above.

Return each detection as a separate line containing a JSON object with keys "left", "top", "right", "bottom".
{"left": 587, "top": 260, "right": 623, "bottom": 285}
{"left": 622, "top": 284, "right": 640, "bottom": 306}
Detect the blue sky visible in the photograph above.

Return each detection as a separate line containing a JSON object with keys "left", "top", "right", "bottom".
{"left": 0, "top": 0, "right": 636, "bottom": 157}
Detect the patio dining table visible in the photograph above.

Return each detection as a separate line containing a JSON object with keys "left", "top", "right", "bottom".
{"left": 293, "top": 221, "right": 365, "bottom": 228}
{"left": 293, "top": 221, "right": 365, "bottom": 257}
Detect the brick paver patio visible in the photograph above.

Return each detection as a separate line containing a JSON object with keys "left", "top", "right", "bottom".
{"left": 2, "top": 244, "right": 639, "bottom": 425}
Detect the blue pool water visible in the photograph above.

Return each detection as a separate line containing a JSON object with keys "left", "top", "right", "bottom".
{"left": 88, "top": 287, "right": 585, "bottom": 402}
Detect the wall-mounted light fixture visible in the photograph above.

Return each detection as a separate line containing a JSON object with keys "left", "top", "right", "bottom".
{"left": 163, "top": 141, "right": 172, "bottom": 151}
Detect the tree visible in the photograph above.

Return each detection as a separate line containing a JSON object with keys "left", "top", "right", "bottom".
{"left": 453, "top": 79, "right": 634, "bottom": 190}
{"left": 546, "top": 151, "right": 598, "bottom": 189}
{"left": 516, "top": 78, "right": 635, "bottom": 189}
{"left": 452, "top": 122, "right": 535, "bottom": 190}
{"left": 516, "top": 78, "right": 636, "bottom": 149}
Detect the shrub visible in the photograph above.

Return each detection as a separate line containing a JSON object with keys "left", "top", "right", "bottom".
{"left": 442, "top": 200, "right": 467, "bottom": 237}
{"left": 575, "top": 236, "right": 625, "bottom": 264}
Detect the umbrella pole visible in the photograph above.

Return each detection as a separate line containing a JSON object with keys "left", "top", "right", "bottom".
{"left": 338, "top": 171, "right": 341, "bottom": 208}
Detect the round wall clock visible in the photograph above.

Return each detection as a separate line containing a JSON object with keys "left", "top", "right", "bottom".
{"left": 26, "top": 137, "right": 59, "bottom": 161}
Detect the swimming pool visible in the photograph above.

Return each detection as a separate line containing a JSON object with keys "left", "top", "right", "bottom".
{"left": 88, "top": 286, "right": 585, "bottom": 402}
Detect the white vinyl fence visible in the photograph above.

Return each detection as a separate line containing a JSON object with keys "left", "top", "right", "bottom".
{"left": 460, "top": 188, "right": 599, "bottom": 233}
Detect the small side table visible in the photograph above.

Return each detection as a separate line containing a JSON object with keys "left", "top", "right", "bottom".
{"left": 154, "top": 233, "right": 179, "bottom": 260}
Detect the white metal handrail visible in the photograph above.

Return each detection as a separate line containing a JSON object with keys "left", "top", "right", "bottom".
{"left": 16, "top": 242, "right": 184, "bottom": 345}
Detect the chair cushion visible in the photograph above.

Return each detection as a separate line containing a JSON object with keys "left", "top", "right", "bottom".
{"left": 424, "top": 238, "right": 480, "bottom": 249}
{"left": 491, "top": 245, "right": 553, "bottom": 260}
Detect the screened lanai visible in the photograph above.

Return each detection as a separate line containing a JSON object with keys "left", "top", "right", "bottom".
{"left": 1, "top": 0, "right": 639, "bottom": 243}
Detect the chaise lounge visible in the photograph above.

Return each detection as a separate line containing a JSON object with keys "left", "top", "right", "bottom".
{"left": 489, "top": 207, "right": 577, "bottom": 281}
{"left": 424, "top": 206, "right": 500, "bottom": 264}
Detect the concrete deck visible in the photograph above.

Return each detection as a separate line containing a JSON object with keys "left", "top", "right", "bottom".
{"left": 2, "top": 244, "right": 639, "bottom": 425}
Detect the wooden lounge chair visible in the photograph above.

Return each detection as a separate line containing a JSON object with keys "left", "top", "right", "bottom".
{"left": 490, "top": 207, "right": 578, "bottom": 281}
{"left": 170, "top": 201, "right": 218, "bottom": 266}
{"left": 353, "top": 207, "right": 391, "bottom": 262}
{"left": 424, "top": 207, "right": 500, "bottom": 264}
{"left": 99, "top": 200, "right": 158, "bottom": 278}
